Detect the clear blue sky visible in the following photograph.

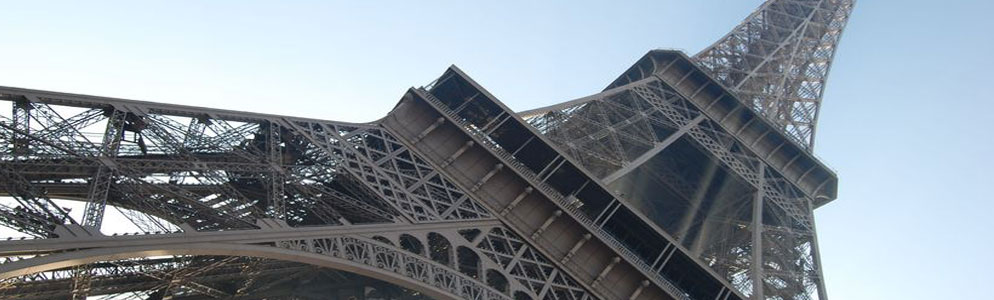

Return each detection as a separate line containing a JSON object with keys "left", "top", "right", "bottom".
{"left": 2, "top": 1, "right": 991, "bottom": 299}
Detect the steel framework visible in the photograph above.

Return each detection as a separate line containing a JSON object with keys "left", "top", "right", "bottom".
{"left": 694, "top": 0, "right": 854, "bottom": 150}
{"left": 0, "top": 1, "right": 852, "bottom": 299}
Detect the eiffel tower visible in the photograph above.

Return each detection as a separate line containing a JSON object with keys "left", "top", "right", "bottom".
{"left": 0, "top": 1, "right": 854, "bottom": 299}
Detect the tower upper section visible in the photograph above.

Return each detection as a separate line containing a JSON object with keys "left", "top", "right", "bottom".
{"left": 693, "top": 0, "right": 855, "bottom": 150}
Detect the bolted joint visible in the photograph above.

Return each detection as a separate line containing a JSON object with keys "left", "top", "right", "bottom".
{"left": 561, "top": 233, "right": 592, "bottom": 264}
{"left": 414, "top": 117, "right": 446, "bottom": 143}
{"left": 531, "top": 210, "right": 562, "bottom": 239}
{"left": 442, "top": 140, "right": 475, "bottom": 167}
{"left": 628, "top": 280, "right": 650, "bottom": 300}
{"left": 470, "top": 163, "right": 503, "bottom": 192}
{"left": 592, "top": 257, "right": 621, "bottom": 286}
{"left": 501, "top": 187, "right": 533, "bottom": 216}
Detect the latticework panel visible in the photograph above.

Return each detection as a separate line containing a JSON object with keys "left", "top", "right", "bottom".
{"left": 695, "top": 0, "right": 855, "bottom": 150}
{"left": 524, "top": 77, "right": 826, "bottom": 300}
{"left": 0, "top": 87, "right": 594, "bottom": 300}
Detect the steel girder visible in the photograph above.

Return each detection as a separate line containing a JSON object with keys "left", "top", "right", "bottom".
{"left": 0, "top": 86, "right": 595, "bottom": 300}
{"left": 2, "top": 257, "right": 317, "bottom": 300}
{"left": 0, "top": 71, "right": 751, "bottom": 299}
{"left": 2, "top": 256, "right": 440, "bottom": 300}
{"left": 407, "top": 68, "right": 747, "bottom": 300}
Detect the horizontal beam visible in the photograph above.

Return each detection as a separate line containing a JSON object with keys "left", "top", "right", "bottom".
{"left": 0, "top": 219, "right": 500, "bottom": 255}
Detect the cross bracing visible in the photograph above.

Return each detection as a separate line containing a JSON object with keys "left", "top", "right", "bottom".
{"left": 692, "top": 0, "right": 855, "bottom": 150}
{"left": 0, "top": 85, "right": 598, "bottom": 300}
{"left": 522, "top": 50, "right": 836, "bottom": 300}
{"left": 0, "top": 1, "right": 851, "bottom": 299}
{"left": 0, "top": 65, "right": 754, "bottom": 300}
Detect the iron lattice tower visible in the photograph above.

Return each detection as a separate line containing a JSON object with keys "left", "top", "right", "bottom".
{"left": 0, "top": 1, "right": 853, "bottom": 300}
{"left": 695, "top": 0, "right": 855, "bottom": 150}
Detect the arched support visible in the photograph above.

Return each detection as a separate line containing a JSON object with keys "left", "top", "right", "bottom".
{"left": 0, "top": 238, "right": 510, "bottom": 300}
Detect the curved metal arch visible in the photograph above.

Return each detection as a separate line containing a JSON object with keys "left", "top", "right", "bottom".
{"left": 0, "top": 240, "right": 511, "bottom": 300}
{"left": 376, "top": 227, "right": 538, "bottom": 298}
{"left": 368, "top": 228, "right": 564, "bottom": 300}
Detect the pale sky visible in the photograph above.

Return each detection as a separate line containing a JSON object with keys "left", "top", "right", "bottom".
{"left": 2, "top": 1, "right": 992, "bottom": 299}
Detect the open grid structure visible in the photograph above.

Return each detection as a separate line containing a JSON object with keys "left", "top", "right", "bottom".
{"left": 0, "top": 1, "right": 853, "bottom": 299}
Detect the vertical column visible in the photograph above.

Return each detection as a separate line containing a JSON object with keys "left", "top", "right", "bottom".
{"left": 11, "top": 99, "right": 31, "bottom": 155}
{"left": 169, "top": 117, "right": 207, "bottom": 184}
{"left": 751, "top": 165, "right": 765, "bottom": 300}
{"left": 82, "top": 109, "right": 127, "bottom": 230}
{"left": 75, "top": 108, "right": 128, "bottom": 300}
{"left": 69, "top": 264, "right": 93, "bottom": 300}
{"left": 267, "top": 121, "right": 286, "bottom": 220}
{"left": 808, "top": 202, "right": 829, "bottom": 300}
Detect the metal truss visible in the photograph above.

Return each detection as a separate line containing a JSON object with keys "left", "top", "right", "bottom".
{"left": 412, "top": 69, "right": 749, "bottom": 300}
{"left": 2, "top": 257, "right": 316, "bottom": 299}
{"left": 2, "top": 256, "right": 434, "bottom": 300}
{"left": 693, "top": 0, "right": 855, "bottom": 150}
{"left": 0, "top": 2, "right": 851, "bottom": 300}
{"left": 0, "top": 86, "right": 594, "bottom": 300}
{"left": 516, "top": 0, "right": 856, "bottom": 295}
{"left": 523, "top": 76, "right": 824, "bottom": 300}
{"left": 0, "top": 221, "right": 515, "bottom": 300}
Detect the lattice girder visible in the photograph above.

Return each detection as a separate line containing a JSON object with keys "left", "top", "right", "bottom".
{"left": 0, "top": 86, "right": 597, "bottom": 300}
